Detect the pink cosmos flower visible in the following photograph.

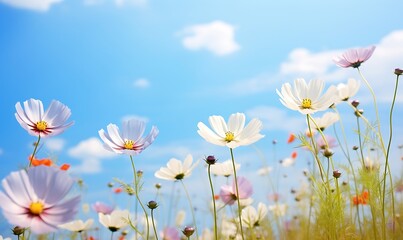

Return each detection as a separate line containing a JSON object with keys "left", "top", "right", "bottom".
{"left": 92, "top": 201, "right": 114, "bottom": 215}
{"left": 15, "top": 99, "right": 74, "bottom": 137}
{"left": 161, "top": 226, "right": 180, "bottom": 240}
{"left": 333, "top": 46, "right": 376, "bottom": 68}
{"left": 220, "top": 176, "right": 253, "bottom": 205}
{"left": 98, "top": 118, "right": 159, "bottom": 156}
{"left": 0, "top": 166, "right": 80, "bottom": 235}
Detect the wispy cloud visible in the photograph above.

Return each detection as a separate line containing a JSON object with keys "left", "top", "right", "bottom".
{"left": 115, "top": 0, "right": 147, "bottom": 7}
{"left": 246, "top": 106, "right": 304, "bottom": 132}
{"left": 68, "top": 137, "right": 116, "bottom": 174}
{"left": 222, "top": 30, "right": 403, "bottom": 102}
{"left": 133, "top": 78, "right": 150, "bottom": 89}
{"left": 0, "top": 0, "right": 62, "bottom": 11}
{"left": 180, "top": 21, "right": 240, "bottom": 56}
{"left": 43, "top": 138, "right": 65, "bottom": 152}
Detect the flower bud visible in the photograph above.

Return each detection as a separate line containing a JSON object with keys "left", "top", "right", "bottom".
{"left": 147, "top": 200, "right": 158, "bottom": 210}
{"left": 155, "top": 183, "right": 162, "bottom": 189}
{"left": 182, "top": 226, "right": 195, "bottom": 237}
{"left": 205, "top": 155, "right": 217, "bottom": 165}
{"left": 107, "top": 182, "right": 114, "bottom": 188}
{"left": 351, "top": 100, "right": 360, "bottom": 108}
{"left": 395, "top": 68, "right": 403, "bottom": 76}
{"left": 12, "top": 226, "right": 25, "bottom": 236}
{"left": 352, "top": 146, "right": 359, "bottom": 151}
{"left": 137, "top": 170, "right": 143, "bottom": 177}
{"left": 272, "top": 139, "right": 277, "bottom": 145}
{"left": 354, "top": 109, "right": 364, "bottom": 117}
{"left": 323, "top": 148, "right": 334, "bottom": 158}
{"left": 333, "top": 170, "right": 342, "bottom": 179}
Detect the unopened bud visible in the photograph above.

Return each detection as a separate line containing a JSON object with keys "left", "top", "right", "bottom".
{"left": 182, "top": 226, "right": 195, "bottom": 237}
{"left": 12, "top": 226, "right": 25, "bottom": 236}
{"left": 352, "top": 146, "right": 359, "bottom": 151}
{"left": 205, "top": 155, "right": 217, "bottom": 165}
{"left": 137, "top": 170, "right": 143, "bottom": 177}
{"left": 354, "top": 109, "right": 364, "bottom": 117}
{"left": 351, "top": 100, "right": 360, "bottom": 108}
{"left": 323, "top": 148, "right": 334, "bottom": 158}
{"left": 107, "top": 182, "right": 114, "bottom": 188}
{"left": 147, "top": 200, "right": 158, "bottom": 210}
{"left": 333, "top": 170, "right": 342, "bottom": 179}
{"left": 155, "top": 183, "right": 162, "bottom": 189}
{"left": 395, "top": 68, "right": 403, "bottom": 76}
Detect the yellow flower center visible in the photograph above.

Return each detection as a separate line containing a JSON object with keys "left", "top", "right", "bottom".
{"left": 225, "top": 131, "right": 235, "bottom": 142}
{"left": 301, "top": 99, "right": 312, "bottom": 109}
{"left": 36, "top": 121, "right": 48, "bottom": 131}
{"left": 29, "top": 202, "right": 44, "bottom": 215}
{"left": 124, "top": 140, "right": 134, "bottom": 149}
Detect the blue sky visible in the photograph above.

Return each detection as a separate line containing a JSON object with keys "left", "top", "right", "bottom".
{"left": 0, "top": 0, "right": 403, "bottom": 236}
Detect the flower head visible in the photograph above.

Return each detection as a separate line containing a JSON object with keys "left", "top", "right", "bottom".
{"left": 333, "top": 46, "right": 376, "bottom": 68}
{"left": 15, "top": 99, "right": 74, "bottom": 137}
{"left": 92, "top": 201, "right": 114, "bottom": 215}
{"left": 336, "top": 78, "right": 361, "bottom": 103}
{"left": 59, "top": 219, "right": 94, "bottom": 232}
{"left": 197, "top": 113, "right": 264, "bottom": 149}
{"left": 277, "top": 78, "right": 338, "bottom": 115}
{"left": 241, "top": 202, "right": 268, "bottom": 227}
{"left": 155, "top": 154, "right": 198, "bottom": 181}
{"left": 311, "top": 112, "right": 339, "bottom": 131}
{"left": 352, "top": 191, "right": 369, "bottom": 205}
{"left": 98, "top": 118, "right": 159, "bottom": 156}
{"left": 98, "top": 209, "right": 130, "bottom": 232}
{"left": 0, "top": 166, "right": 80, "bottom": 235}
{"left": 210, "top": 160, "right": 240, "bottom": 177}
{"left": 220, "top": 176, "right": 253, "bottom": 205}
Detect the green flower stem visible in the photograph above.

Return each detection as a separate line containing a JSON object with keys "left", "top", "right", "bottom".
{"left": 150, "top": 209, "right": 159, "bottom": 240}
{"left": 28, "top": 135, "right": 41, "bottom": 167}
{"left": 306, "top": 115, "right": 326, "bottom": 183}
{"left": 332, "top": 109, "right": 363, "bottom": 237}
{"left": 229, "top": 148, "right": 245, "bottom": 240}
{"left": 130, "top": 156, "right": 149, "bottom": 240}
{"left": 207, "top": 164, "right": 218, "bottom": 240}
{"left": 355, "top": 116, "right": 366, "bottom": 167}
{"left": 382, "top": 73, "right": 400, "bottom": 235}
{"left": 180, "top": 180, "right": 199, "bottom": 240}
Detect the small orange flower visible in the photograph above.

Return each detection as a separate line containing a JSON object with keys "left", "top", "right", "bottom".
{"left": 352, "top": 190, "right": 369, "bottom": 205}
{"left": 60, "top": 164, "right": 70, "bottom": 171}
{"left": 114, "top": 187, "right": 123, "bottom": 194}
{"left": 291, "top": 151, "right": 297, "bottom": 159}
{"left": 214, "top": 195, "right": 220, "bottom": 200}
{"left": 287, "top": 133, "right": 296, "bottom": 143}
{"left": 29, "top": 155, "right": 53, "bottom": 167}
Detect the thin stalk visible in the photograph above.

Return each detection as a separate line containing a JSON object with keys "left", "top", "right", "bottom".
{"left": 207, "top": 164, "right": 218, "bottom": 240}
{"left": 382, "top": 74, "right": 400, "bottom": 235}
{"left": 356, "top": 117, "right": 366, "bottom": 167}
{"left": 151, "top": 209, "right": 159, "bottom": 240}
{"left": 180, "top": 180, "right": 199, "bottom": 240}
{"left": 130, "top": 156, "right": 149, "bottom": 240}
{"left": 306, "top": 115, "right": 325, "bottom": 182}
{"left": 229, "top": 148, "right": 245, "bottom": 240}
{"left": 28, "top": 135, "right": 41, "bottom": 167}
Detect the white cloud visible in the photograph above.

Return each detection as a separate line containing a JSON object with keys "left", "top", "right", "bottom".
{"left": 133, "top": 78, "right": 150, "bottom": 89}
{"left": 180, "top": 21, "right": 240, "bottom": 56}
{"left": 115, "top": 0, "right": 147, "bottom": 7}
{"left": 0, "top": 0, "right": 62, "bottom": 11}
{"left": 223, "top": 30, "right": 403, "bottom": 102}
{"left": 43, "top": 138, "right": 65, "bottom": 152}
{"left": 246, "top": 106, "right": 305, "bottom": 132}
{"left": 68, "top": 137, "right": 116, "bottom": 174}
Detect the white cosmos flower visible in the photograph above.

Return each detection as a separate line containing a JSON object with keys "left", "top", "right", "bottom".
{"left": 98, "top": 209, "right": 130, "bottom": 232}
{"left": 154, "top": 154, "right": 198, "bottom": 181}
{"left": 277, "top": 78, "right": 338, "bottom": 115}
{"left": 210, "top": 160, "right": 240, "bottom": 177}
{"left": 59, "top": 219, "right": 94, "bottom": 232}
{"left": 336, "top": 78, "right": 360, "bottom": 102}
{"left": 311, "top": 112, "right": 339, "bottom": 131}
{"left": 241, "top": 202, "right": 268, "bottom": 228}
{"left": 268, "top": 203, "right": 287, "bottom": 217}
{"left": 98, "top": 118, "right": 159, "bottom": 156}
{"left": 15, "top": 99, "right": 74, "bottom": 137}
{"left": 197, "top": 112, "right": 264, "bottom": 149}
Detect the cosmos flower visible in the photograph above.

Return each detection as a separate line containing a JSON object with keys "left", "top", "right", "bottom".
{"left": 311, "top": 112, "right": 339, "bottom": 131}
{"left": 241, "top": 202, "right": 268, "bottom": 227}
{"left": 15, "top": 99, "right": 74, "bottom": 137}
{"left": 287, "top": 133, "right": 296, "bottom": 143}
{"left": 98, "top": 118, "right": 159, "bottom": 156}
{"left": 268, "top": 203, "right": 287, "bottom": 217}
{"left": 333, "top": 46, "right": 376, "bottom": 68}
{"left": 92, "top": 201, "right": 114, "bottom": 215}
{"left": 210, "top": 159, "right": 240, "bottom": 177}
{"left": 59, "top": 219, "right": 94, "bottom": 232}
{"left": 0, "top": 166, "right": 80, "bottom": 235}
{"left": 160, "top": 227, "right": 180, "bottom": 240}
{"left": 28, "top": 155, "right": 70, "bottom": 171}
{"left": 220, "top": 176, "right": 253, "bottom": 205}
{"left": 197, "top": 112, "right": 264, "bottom": 149}
{"left": 336, "top": 78, "right": 361, "bottom": 102}
{"left": 154, "top": 154, "right": 198, "bottom": 181}
{"left": 352, "top": 191, "right": 369, "bottom": 205}
{"left": 98, "top": 209, "right": 130, "bottom": 232}
{"left": 277, "top": 78, "right": 338, "bottom": 115}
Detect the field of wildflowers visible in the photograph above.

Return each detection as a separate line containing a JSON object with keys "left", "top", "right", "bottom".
{"left": 0, "top": 46, "right": 402, "bottom": 240}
